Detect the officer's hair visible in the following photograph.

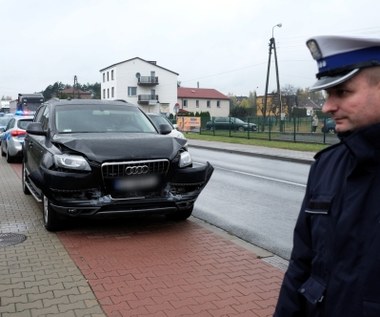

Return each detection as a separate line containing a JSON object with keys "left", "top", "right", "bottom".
{"left": 363, "top": 66, "right": 380, "bottom": 86}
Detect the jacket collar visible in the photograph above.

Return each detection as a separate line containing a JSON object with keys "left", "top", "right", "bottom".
{"left": 340, "top": 123, "right": 380, "bottom": 164}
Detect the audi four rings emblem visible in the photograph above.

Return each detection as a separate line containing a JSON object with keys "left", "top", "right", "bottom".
{"left": 125, "top": 165, "right": 149, "bottom": 175}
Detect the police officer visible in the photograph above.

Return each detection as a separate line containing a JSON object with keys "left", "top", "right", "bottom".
{"left": 274, "top": 35, "right": 380, "bottom": 317}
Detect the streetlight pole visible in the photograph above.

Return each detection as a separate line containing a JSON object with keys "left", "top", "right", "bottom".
{"left": 263, "top": 23, "right": 283, "bottom": 132}
{"left": 73, "top": 75, "right": 78, "bottom": 99}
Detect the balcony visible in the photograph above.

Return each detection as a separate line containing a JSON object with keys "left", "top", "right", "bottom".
{"left": 137, "top": 76, "right": 159, "bottom": 86}
{"left": 137, "top": 94, "right": 159, "bottom": 105}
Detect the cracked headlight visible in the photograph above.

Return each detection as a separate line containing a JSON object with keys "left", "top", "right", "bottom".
{"left": 54, "top": 154, "right": 91, "bottom": 171}
{"left": 179, "top": 151, "right": 192, "bottom": 168}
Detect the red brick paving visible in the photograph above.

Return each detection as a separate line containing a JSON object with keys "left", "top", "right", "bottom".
{"left": 11, "top": 162, "right": 284, "bottom": 316}
{"left": 58, "top": 220, "right": 284, "bottom": 317}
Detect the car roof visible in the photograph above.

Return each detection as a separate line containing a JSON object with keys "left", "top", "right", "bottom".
{"left": 44, "top": 98, "right": 138, "bottom": 108}
{"left": 147, "top": 113, "right": 164, "bottom": 117}
{"left": 14, "top": 116, "right": 34, "bottom": 120}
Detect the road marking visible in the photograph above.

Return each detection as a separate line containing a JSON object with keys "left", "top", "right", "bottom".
{"left": 197, "top": 163, "right": 306, "bottom": 188}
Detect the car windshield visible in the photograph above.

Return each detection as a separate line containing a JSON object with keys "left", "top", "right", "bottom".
{"left": 55, "top": 104, "right": 157, "bottom": 133}
{"left": 0, "top": 117, "right": 12, "bottom": 127}
{"left": 234, "top": 118, "right": 246, "bottom": 124}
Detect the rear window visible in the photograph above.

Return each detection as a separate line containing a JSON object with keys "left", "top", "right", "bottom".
{"left": 17, "top": 119, "right": 33, "bottom": 130}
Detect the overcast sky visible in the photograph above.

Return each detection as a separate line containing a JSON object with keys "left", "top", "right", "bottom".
{"left": 1, "top": 0, "right": 380, "bottom": 99}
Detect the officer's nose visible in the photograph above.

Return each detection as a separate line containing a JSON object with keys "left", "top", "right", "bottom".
{"left": 322, "top": 96, "right": 338, "bottom": 114}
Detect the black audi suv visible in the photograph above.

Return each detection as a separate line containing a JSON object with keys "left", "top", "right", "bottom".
{"left": 23, "top": 99, "right": 213, "bottom": 231}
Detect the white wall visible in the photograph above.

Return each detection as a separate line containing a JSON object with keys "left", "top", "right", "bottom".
{"left": 101, "top": 58, "right": 178, "bottom": 114}
{"left": 178, "top": 98, "right": 229, "bottom": 117}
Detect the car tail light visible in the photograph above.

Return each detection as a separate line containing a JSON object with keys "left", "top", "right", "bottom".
{"left": 11, "top": 129, "right": 26, "bottom": 137}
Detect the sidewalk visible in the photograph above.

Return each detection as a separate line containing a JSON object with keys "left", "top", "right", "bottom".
{"left": 0, "top": 140, "right": 302, "bottom": 316}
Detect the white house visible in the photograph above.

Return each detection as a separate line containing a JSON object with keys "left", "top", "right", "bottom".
{"left": 99, "top": 57, "right": 178, "bottom": 114}
{"left": 177, "top": 87, "right": 230, "bottom": 117}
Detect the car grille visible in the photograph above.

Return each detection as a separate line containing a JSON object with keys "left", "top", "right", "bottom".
{"left": 101, "top": 159, "right": 170, "bottom": 199}
{"left": 102, "top": 159, "right": 169, "bottom": 178}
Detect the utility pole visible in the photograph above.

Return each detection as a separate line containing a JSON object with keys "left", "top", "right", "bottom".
{"left": 73, "top": 75, "right": 78, "bottom": 99}
{"left": 263, "top": 23, "right": 283, "bottom": 132}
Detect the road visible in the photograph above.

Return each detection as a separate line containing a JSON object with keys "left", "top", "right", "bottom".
{"left": 191, "top": 147, "right": 310, "bottom": 260}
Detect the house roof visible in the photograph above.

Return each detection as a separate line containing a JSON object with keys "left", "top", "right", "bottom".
{"left": 99, "top": 57, "right": 179, "bottom": 75}
{"left": 177, "top": 87, "right": 229, "bottom": 100}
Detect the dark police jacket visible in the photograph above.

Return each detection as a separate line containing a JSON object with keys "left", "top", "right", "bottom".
{"left": 274, "top": 123, "right": 380, "bottom": 317}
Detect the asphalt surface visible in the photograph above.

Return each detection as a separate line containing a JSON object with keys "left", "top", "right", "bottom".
{"left": 0, "top": 140, "right": 316, "bottom": 317}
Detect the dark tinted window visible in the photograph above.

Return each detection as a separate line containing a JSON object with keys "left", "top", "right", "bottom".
{"left": 55, "top": 104, "right": 156, "bottom": 133}
{"left": 17, "top": 119, "right": 33, "bottom": 130}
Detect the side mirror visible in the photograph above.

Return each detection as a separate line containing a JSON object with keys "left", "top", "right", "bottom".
{"left": 159, "top": 123, "right": 172, "bottom": 135}
{"left": 26, "top": 122, "right": 46, "bottom": 136}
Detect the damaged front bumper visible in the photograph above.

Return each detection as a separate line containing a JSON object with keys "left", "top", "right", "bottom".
{"left": 32, "top": 162, "right": 214, "bottom": 217}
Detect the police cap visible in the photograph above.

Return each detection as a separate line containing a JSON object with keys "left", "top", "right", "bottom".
{"left": 306, "top": 35, "right": 380, "bottom": 91}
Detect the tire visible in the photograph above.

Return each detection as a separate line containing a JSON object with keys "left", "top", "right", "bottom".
{"left": 22, "top": 162, "right": 31, "bottom": 195}
{"left": 238, "top": 126, "right": 244, "bottom": 132}
{"left": 6, "top": 148, "right": 14, "bottom": 163}
{"left": 167, "top": 206, "right": 193, "bottom": 221}
{"left": 42, "top": 195, "right": 63, "bottom": 231}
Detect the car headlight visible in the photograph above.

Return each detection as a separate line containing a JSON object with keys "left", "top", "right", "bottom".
{"left": 179, "top": 151, "right": 192, "bottom": 168}
{"left": 54, "top": 154, "right": 91, "bottom": 171}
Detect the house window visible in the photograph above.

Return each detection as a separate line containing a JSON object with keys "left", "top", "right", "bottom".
{"left": 107, "top": 72, "right": 109, "bottom": 81}
{"left": 103, "top": 89, "right": 105, "bottom": 99}
{"left": 128, "top": 87, "right": 137, "bottom": 96}
{"left": 107, "top": 88, "right": 109, "bottom": 99}
{"left": 196, "top": 100, "right": 199, "bottom": 108}
{"left": 111, "top": 87, "right": 114, "bottom": 98}
{"left": 207, "top": 100, "right": 211, "bottom": 108}
{"left": 217, "top": 100, "right": 220, "bottom": 108}
{"left": 183, "top": 100, "right": 188, "bottom": 108}
{"left": 111, "top": 70, "right": 114, "bottom": 80}
{"left": 103, "top": 73, "right": 105, "bottom": 82}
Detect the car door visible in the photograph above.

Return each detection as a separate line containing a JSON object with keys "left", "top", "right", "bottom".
{"left": 2, "top": 118, "right": 15, "bottom": 152}
{"left": 24, "top": 105, "right": 48, "bottom": 177}
{"left": 217, "top": 117, "right": 228, "bottom": 130}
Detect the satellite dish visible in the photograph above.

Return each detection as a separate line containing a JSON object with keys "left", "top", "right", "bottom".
{"left": 135, "top": 72, "right": 141, "bottom": 78}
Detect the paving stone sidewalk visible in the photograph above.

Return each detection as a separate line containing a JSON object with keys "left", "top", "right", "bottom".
{"left": 0, "top": 162, "right": 105, "bottom": 317}
{"left": 1, "top": 157, "right": 285, "bottom": 317}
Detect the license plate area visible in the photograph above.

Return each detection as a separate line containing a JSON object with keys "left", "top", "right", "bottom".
{"left": 114, "top": 174, "right": 159, "bottom": 191}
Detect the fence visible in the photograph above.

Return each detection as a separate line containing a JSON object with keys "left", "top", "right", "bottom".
{"left": 188, "top": 116, "right": 339, "bottom": 145}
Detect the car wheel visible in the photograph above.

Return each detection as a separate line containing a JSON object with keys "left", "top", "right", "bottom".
{"left": 167, "top": 206, "right": 193, "bottom": 221}
{"left": 238, "top": 126, "right": 244, "bottom": 132}
{"left": 42, "top": 195, "right": 63, "bottom": 232}
{"left": 6, "top": 148, "right": 14, "bottom": 163}
{"left": 328, "top": 128, "right": 335, "bottom": 134}
{"left": 22, "top": 162, "right": 31, "bottom": 195}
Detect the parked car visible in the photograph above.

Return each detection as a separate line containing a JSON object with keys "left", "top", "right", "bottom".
{"left": 1, "top": 115, "right": 33, "bottom": 162}
{"left": 22, "top": 99, "right": 214, "bottom": 231}
{"left": 0, "top": 115, "right": 14, "bottom": 144}
{"left": 321, "top": 118, "right": 336, "bottom": 133}
{"left": 206, "top": 117, "right": 257, "bottom": 132}
{"left": 147, "top": 113, "right": 187, "bottom": 145}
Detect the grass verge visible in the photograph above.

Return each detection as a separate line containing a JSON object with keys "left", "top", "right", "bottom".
{"left": 185, "top": 132, "right": 329, "bottom": 152}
